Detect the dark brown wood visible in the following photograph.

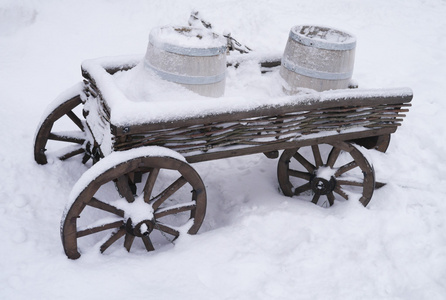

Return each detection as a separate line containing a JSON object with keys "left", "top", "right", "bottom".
{"left": 34, "top": 95, "right": 88, "bottom": 164}
{"left": 185, "top": 126, "right": 397, "bottom": 164}
{"left": 108, "top": 98, "right": 410, "bottom": 161}
{"left": 277, "top": 141, "right": 375, "bottom": 207}
{"left": 61, "top": 155, "right": 206, "bottom": 259}
{"left": 151, "top": 176, "right": 188, "bottom": 211}
{"left": 48, "top": 133, "right": 84, "bottom": 144}
{"left": 86, "top": 197, "right": 125, "bottom": 217}
{"left": 77, "top": 220, "right": 124, "bottom": 238}
{"left": 111, "top": 100, "right": 411, "bottom": 135}
{"left": 100, "top": 228, "right": 126, "bottom": 253}
{"left": 59, "top": 148, "right": 86, "bottom": 161}
{"left": 124, "top": 233, "right": 135, "bottom": 252}
{"left": 79, "top": 58, "right": 412, "bottom": 167}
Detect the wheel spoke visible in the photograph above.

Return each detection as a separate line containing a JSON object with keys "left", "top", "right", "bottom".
{"left": 142, "top": 234, "right": 155, "bottom": 251}
{"left": 77, "top": 220, "right": 124, "bottom": 238}
{"left": 82, "top": 153, "right": 91, "bottom": 164}
{"left": 100, "top": 228, "right": 126, "bottom": 253}
{"left": 311, "top": 145, "right": 323, "bottom": 167}
{"left": 62, "top": 155, "right": 207, "bottom": 259}
{"left": 375, "top": 181, "right": 386, "bottom": 189}
{"left": 124, "top": 233, "right": 135, "bottom": 252}
{"left": 327, "top": 192, "right": 335, "bottom": 206}
{"left": 288, "top": 169, "right": 312, "bottom": 180}
{"left": 87, "top": 197, "right": 125, "bottom": 217}
{"left": 327, "top": 147, "right": 341, "bottom": 168}
{"left": 337, "top": 180, "right": 363, "bottom": 187}
{"left": 334, "top": 186, "right": 349, "bottom": 200}
{"left": 151, "top": 176, "right": 188, "bottom": 210}
{"left": 49, "top": 132, "right": 85, "bottom": 144}
{"left": 59, "top": 147, "right": 85, "bottom": 160}
{"left": 294, "top": 182, "right": 311, "bottom": 195}
{"left": 116, "top": 175, "right": 135, "bottom": 203}
{"left": 143, "top": 168, "right": 160, "bottom": 203}
{"left": 311, "top": 193, "right": 320, "bottom": 204}
{"left": 335, "top": 161, "right": 358, "bottom": 177}
{"left": 154, "top": 202, "right": 195, "bottom": 219}
{"left": 277, "top": 142, "right": 375, "bottom": 209}
{"left": 293, "top": 152, "right": 315, "bottom": 173}
{"left": 155, "top": 223, "right": 180, "bottom": 238}
{"left": 66, "top": 110, "right": 84, "bottom": 131}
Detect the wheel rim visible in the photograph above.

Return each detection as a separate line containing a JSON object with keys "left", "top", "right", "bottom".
{"left": 34, "top": 95, "right": 93, "bottom": 165}
{"left": 278, "top": 142, "right": 375, "bottom": 207}
{"left": 61, "top": 156, "right": 206, "bottom": 259}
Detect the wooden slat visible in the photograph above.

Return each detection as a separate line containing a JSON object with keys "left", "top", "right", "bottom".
{"left": 111, "top": 93, "right": 412, "bottom": 135}
{"left": 81, "top": 60, "right": 412, "bottom": 165}
{"left": 77, "top": 220, "right": 124, "bottom": 238}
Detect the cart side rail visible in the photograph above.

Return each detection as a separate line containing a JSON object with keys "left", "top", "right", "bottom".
{"left": 108, "top": 89, "right": 411, "bottom": 162}
{"left": 80, "top": 57, "right": 412, "bottom": 163}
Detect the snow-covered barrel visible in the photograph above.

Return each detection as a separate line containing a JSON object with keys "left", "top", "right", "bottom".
{"left": 280, "top": 25, "right": 356, "bottom": 92}
{"left": 144, "top": 26, "right": 227, "bottom": 97}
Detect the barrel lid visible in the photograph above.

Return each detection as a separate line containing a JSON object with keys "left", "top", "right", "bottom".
{"left": 289, "top": 25, "right": 356, "bottom": 50}
{"left": 149, "top": 26, "right": 227, "bottom": 57}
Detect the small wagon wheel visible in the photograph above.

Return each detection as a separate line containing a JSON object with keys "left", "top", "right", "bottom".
{"left": 350, "top": 134, "right": 391, "bottom": 153}
{"left": 34, "top": 85, "right": 91, "bottom": 165}
{"left": 277, "top": 141, "right": 375, "bottom": 207}
{"left": 61, "top": 149, "right": 206, "bottom": 259}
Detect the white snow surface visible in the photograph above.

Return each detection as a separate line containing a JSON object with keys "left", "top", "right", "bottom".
{"left": 149, "top": 25, "right": 227, "bottom": 50}
{"left": 1, "top": 0, "right": 446, "bottom": 299}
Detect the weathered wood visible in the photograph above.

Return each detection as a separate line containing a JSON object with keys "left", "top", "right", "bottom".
{"left": 107, "top": 95, "right": 410, "bottom": 160}
{"left": 77, "top": 220, "right": 124, "bottom": 238}
{"left": 48, "top": 132, "right": 84, "bottom": 144}
{"left": 59, "top": 148, "right": 86, "bottom": 161}
{"left": 111, "top": 97, "right": 412, "bottom": 135}
{"left": 80, "top": 58, "right": 411, "bottom": 168}
{"left": 185, "top": 126, "right": 396, "bottom": 163}
{"left": 34, "top": 95, "right": 87, "bottom": 165}
{"left": 61, "top": 156, "right": 206, "bottom": 259}
{"left": 278, "top": 141, "right": 375, "bottom": 207}
{"left": 86, "top": 197, "right": 125, "bottom": 217}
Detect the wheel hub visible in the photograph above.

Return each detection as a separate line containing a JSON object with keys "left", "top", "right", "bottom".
{"left": 311, "top": 176, "right": 336, "bottom": 195}
{"left": 126, "top": 218, "right": 155, "bottom": 237}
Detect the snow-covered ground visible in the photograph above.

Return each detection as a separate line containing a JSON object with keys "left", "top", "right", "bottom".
{"left": 1, "top": 0, "right": 445, "bottom": 299}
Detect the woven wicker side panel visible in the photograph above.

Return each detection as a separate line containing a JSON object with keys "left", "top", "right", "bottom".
{"left": 112, "top": 103, "right": 410, "bottom": 155}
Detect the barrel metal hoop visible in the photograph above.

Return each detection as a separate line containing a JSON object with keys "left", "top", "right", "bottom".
{"left": 289, "top": 29, "right": 356, "bottom": 51}
{"left": 282, "top": 58, "right": 353, "bottom": 80}
{"left": 149, "top": 40, "right": 227, "bottom": 57}
{"left": 145, "top": 61, "right": 226, "bottom": 85}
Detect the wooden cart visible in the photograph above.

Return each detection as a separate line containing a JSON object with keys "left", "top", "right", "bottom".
{"left": 34, "top": 55, "right": 412, "bottom": 259}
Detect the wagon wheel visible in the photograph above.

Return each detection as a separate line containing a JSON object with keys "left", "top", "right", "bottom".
{"left": 350, "top": 134, "right": 391, "bottom": 153}
{"left": 34, "top": 91, "right": 91, "bottom": 165}
{"left": 277, "top": 141, "right": 375, "bottom": 207}
{"left": 61, "top": 151, "right": 206, "bottom": 259}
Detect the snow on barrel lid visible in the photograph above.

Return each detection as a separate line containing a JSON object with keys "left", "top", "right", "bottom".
{"left": 289, "top": 25, "right": 356, "bottom": 50}
{"left": 149, "top": 26, "right": 227, "bottom": 57}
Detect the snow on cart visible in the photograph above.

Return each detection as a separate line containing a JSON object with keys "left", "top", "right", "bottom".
{"left": 34, "top": 16, "right": 412, "bottom": 259}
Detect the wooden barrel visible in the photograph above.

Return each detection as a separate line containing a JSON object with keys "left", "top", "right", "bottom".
{"left": 144, "top": 26, "right": 227, "bottom": 97}
{"left": 280, "top": 25, "right": 356, "bottom": 92}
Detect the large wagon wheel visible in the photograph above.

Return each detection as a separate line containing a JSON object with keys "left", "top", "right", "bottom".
{"left": 34, "top": 86, "right": 91, "bottom": 165}
{"left": 277, "top": 141, "right": 375, "bottom": 207}
{"left": 61, "top": 149, "right": 206, "bottom": 259}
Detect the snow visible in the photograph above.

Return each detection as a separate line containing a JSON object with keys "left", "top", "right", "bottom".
{"left": 1, "top": 0, "right": 446, "bottom": 299}
{"left": 86, "top": 56, "right": 412, "bottom": 126}
{"left": 114, "top": 194, "right": 154, "bottom": 226}
{"left": 149, "top": 26, "right": 227, "bottom": 51}
{"left": 67, "top": 146, "right": 186, "bottom": 209}
{"left": 290, "top": 25, "right": 356, "bottom": 49}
